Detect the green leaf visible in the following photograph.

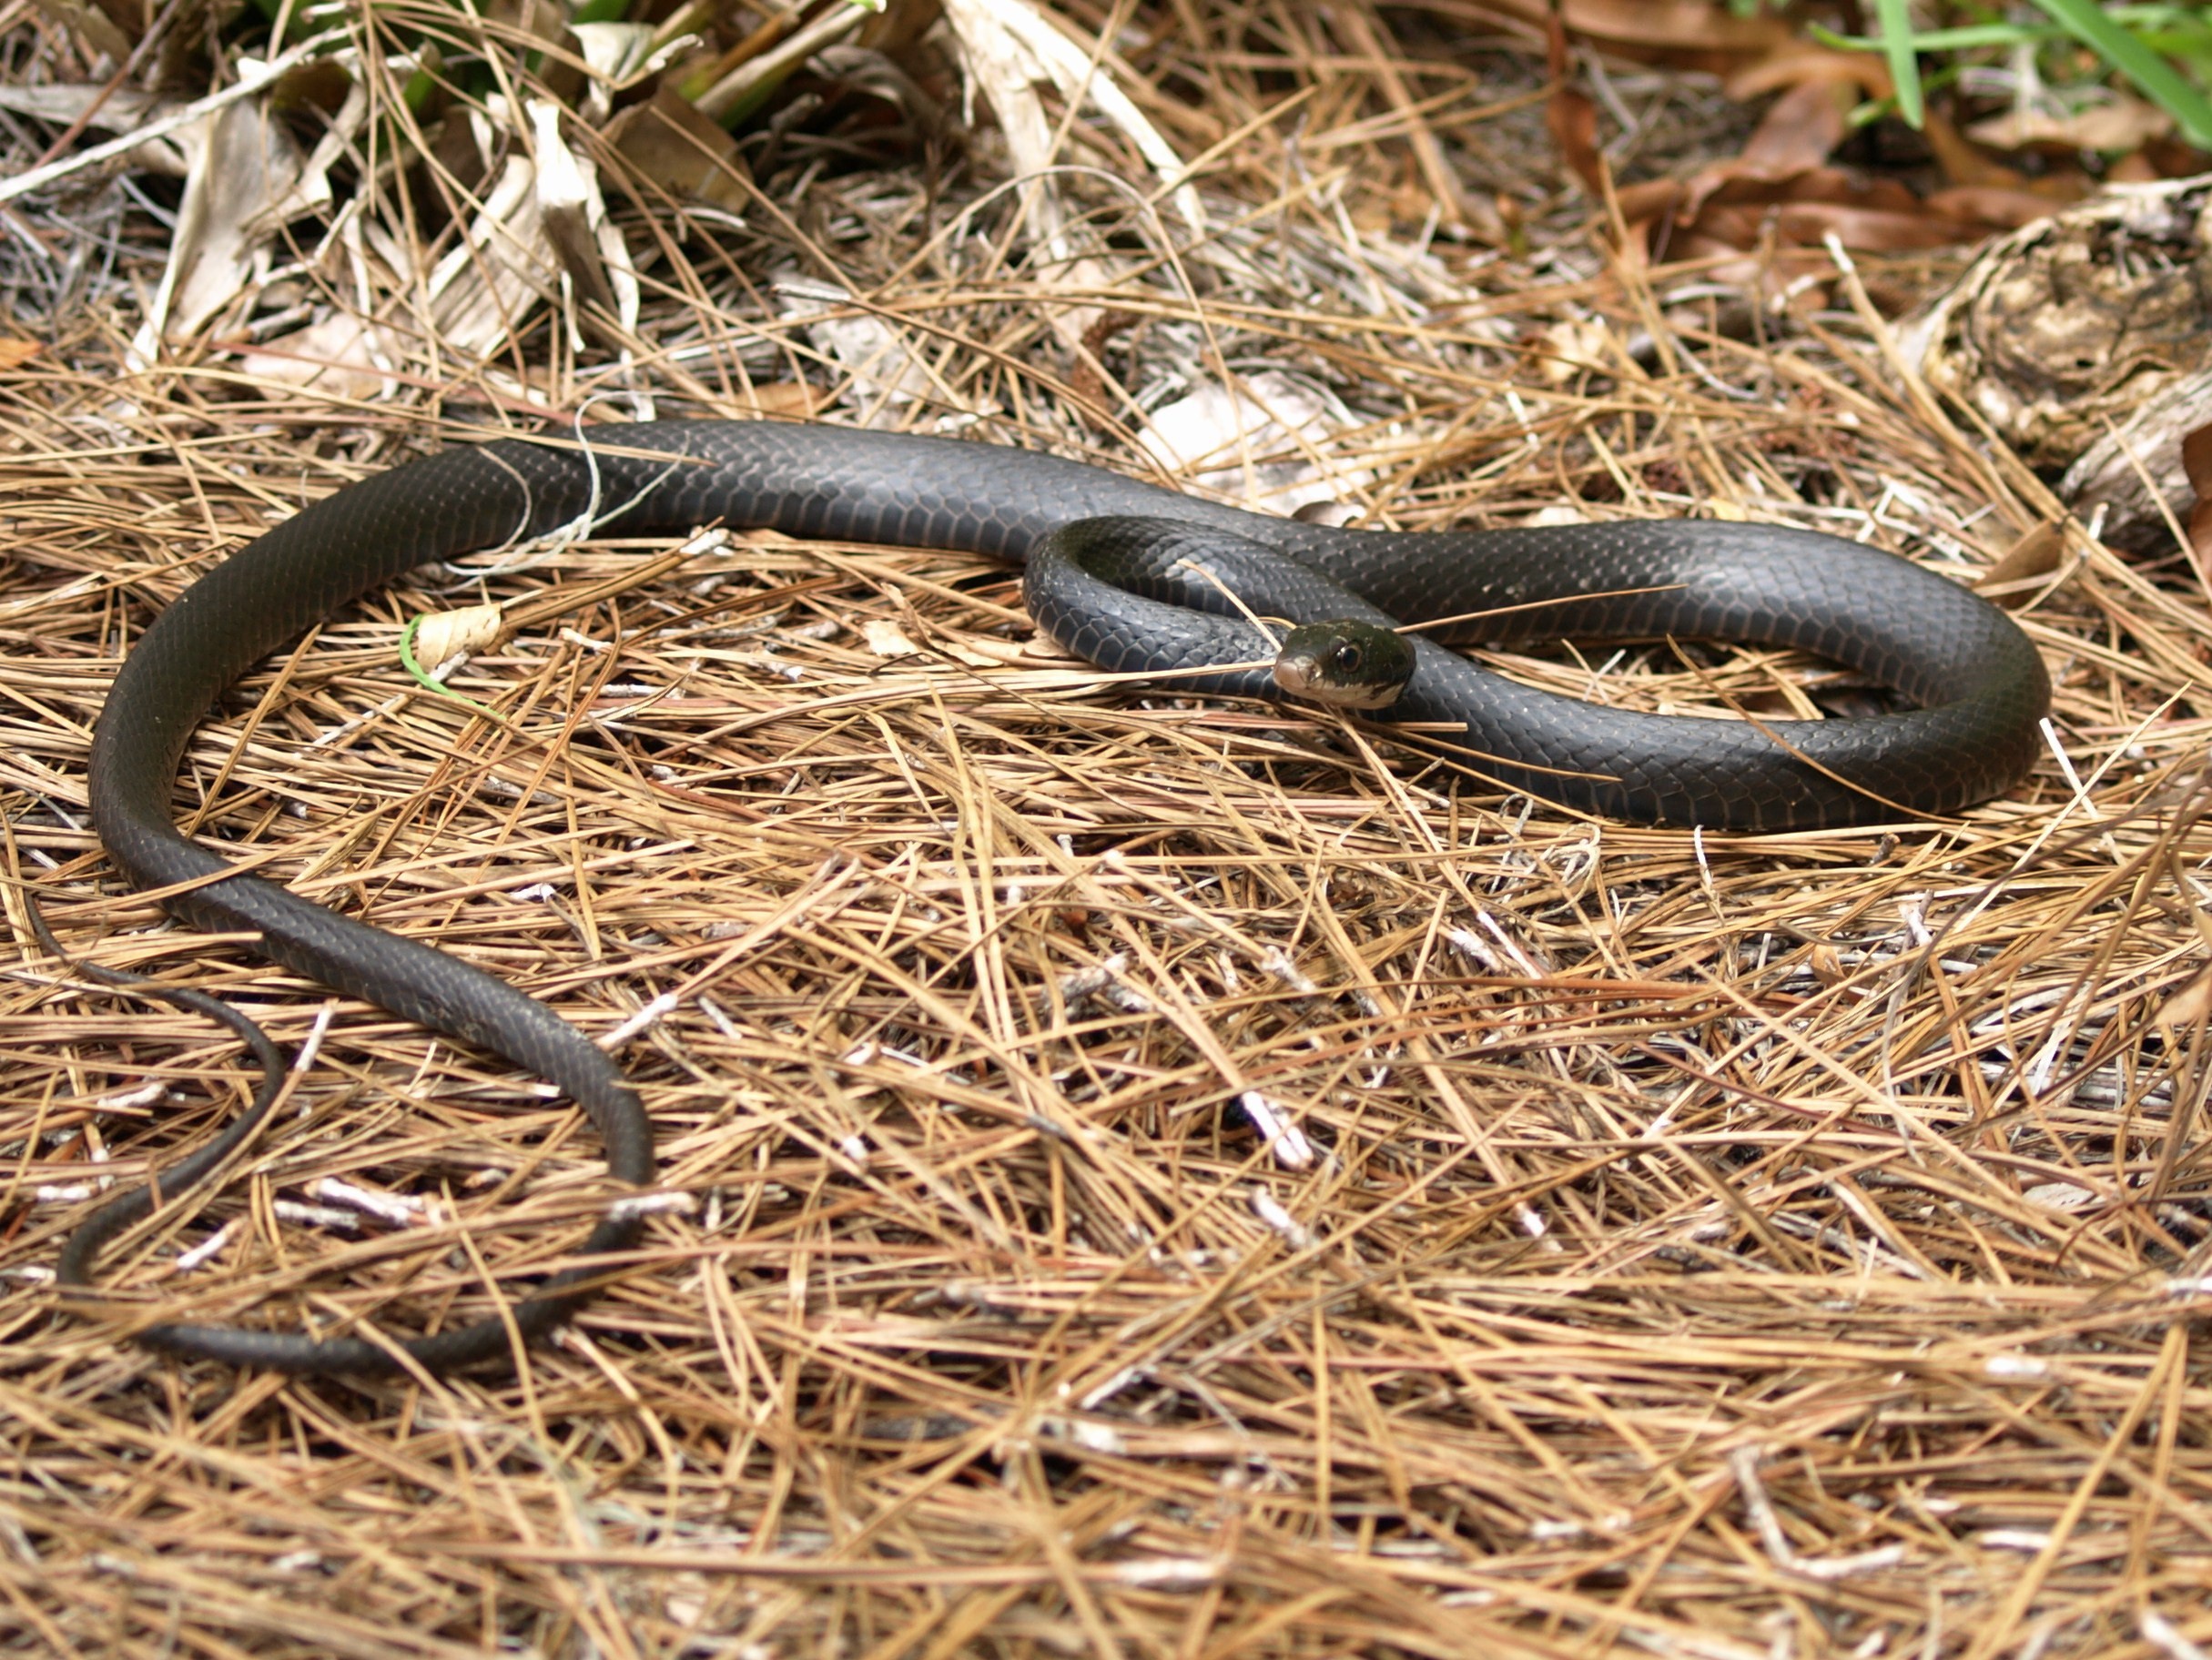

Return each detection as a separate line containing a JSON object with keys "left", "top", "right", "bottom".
{"left": 1815, "top": 9, "right": 2212, "bottom": 56}
{"left": 1873, "top": 0, "right": 1925, "bottom": 128}
{"left": 1817, "top": 22, "right": 2048, "bottom": 52}
{"left": 2029, "top": 0, "right": 2212, "bottom": 148}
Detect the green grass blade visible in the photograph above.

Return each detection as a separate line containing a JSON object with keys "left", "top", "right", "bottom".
{"left": 2030, "top": 0, "right": 2212, "bottom": 148}
{"left": 1873, "top": 0, "right": 1925, "bottom": 127}
{"left": 1811, "top": 22, "right": 2059, "bottom": 54}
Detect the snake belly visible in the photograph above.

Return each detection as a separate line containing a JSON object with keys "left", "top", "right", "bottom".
{"left": 79, "top": 420, "right": 2049, "bottom": 1372}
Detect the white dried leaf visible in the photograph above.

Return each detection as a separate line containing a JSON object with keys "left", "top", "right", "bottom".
{"left": 413, "top": 603, "right": 503, "bottom": 664}
{"left": 939, "top": 0, "right": 1201, "bottom": 239}
{"left": 238, "top": 309, "right": 401, "bottom": 400}
{"left": 0, "top": 85, "right": 188, "bottom": 173}
{"left": 257, "top": 76, "right": 370, "bottom": 230}
{"left": 427, "top": 150, "right": 553, "bottom": 360}
{"left": 571, "top": 21, "right": 674, "bottom": 88}
{"left": 154, "top": 97, "right": 307, "bottom": 343}
{"left": 1536, "top": 317, "right": 1613, "bottom": 383}
{"left": 1139, "top": 371, "right": 1372, "bottom": 514}
{"left": 530, "top": 98, "right": 620, "bottom": 335}
{"left": 1967, "top": 97, "right": 2172, "bottom": 154}
{"left": 938, "top": 0, "right": 1202, "bottom": 347}
{"left": 778, "top": 276, "right": 939, "bottom": 418}
{"left": 862, "top": 619, "right": 919, "bottom": 657}
{"left": 2021, "top": 1180, "right": 2098, "bottom": 1211}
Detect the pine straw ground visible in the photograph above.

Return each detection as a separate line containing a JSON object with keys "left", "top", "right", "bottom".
{"left": 5, "top": 20, "right": 2212, "bottom": 1660}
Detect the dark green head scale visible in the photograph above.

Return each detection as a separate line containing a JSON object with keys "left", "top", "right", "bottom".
{"left": 1271, "top": 620, "right": 1415, "bottom": 711}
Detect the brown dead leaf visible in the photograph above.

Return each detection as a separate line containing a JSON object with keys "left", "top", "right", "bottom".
{"left": 1921, "top": 110, "right": 2088, "bottom": 204}
{"left": 1724, "top": 43, "right": 1890, "bottom": 103}
{"left": 740, "top": 381, "right": 822, "bottom": 418}
{"left": 2182, "top": 421, "right": 2212, "bottom": 498}
{"left": 1070, "top": 309, "right": 1142, "bottom": 427}
{"left": 1547, "top": 82, "right": 1604, "bottom": 198}
{"left": 1739, "top": 78, "right": 1852, "bottom": 174}
{"left": 2156, "top": 962, "right": 2212, "bottom": 1036}
{"left": 0, "top": 338, "right": 37, "bottom": 369}
{"left": 1920, "top": 108, "right": 2028, "bottom": 190}
{"left": 1770, "top": 200, "right": 1983, "bottom": 250}
{"left": 1922, "top": 185, "right": 2073, "bottom": 231}
{"left": 1968, "top": 97, "right": 2173, "bottom": 156}
{"left": 1976, "top": 522, "right": 2065, "bottom": 601}
{"left": 607, "top": 83, "right": 751, "bottom": 210}
{"left": 1535, "top": 5, "right": 2040, "bottom": 271}
{"left": 2179, "top": 419, "right": 2212, "bottom": 566}
{"left": 1677, "top": 78, "right": 1853, "bottom": 223}
{"left": 1625, "top": 89, "right": 2063, "bottom": 276}
{"left": 1612, "top": 177, "right": 1680, "bottom": 219}
{"left": 1545, "top": 7, "right": 1606, "bottom": 200}
{"left": 1457, "top": 0, "right": 1791, "bottom": 74}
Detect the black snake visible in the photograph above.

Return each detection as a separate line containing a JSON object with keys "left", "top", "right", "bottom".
{"left": 65, "top": 420, "right": 2049, "bottom": 1372}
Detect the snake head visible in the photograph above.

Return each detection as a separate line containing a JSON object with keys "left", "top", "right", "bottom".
{"left": 1271, "top": 621, "right": 1415, "bottom": 711}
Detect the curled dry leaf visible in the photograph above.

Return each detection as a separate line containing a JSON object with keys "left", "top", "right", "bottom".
{"left": 1544, "top": 5, "right": 1603, "bottom": 200}
{"left": 1609, "top": 73, "right": 2033, "bottom": 289}
{"left": 412, "top": 603, "right": 504, "bottom": 666}
{"left": 1915, "top": 107, "right": 2087, "bottom": 211}
{"left": 1536, "top": 318, "right": 1613, "bottom": 384}
{"left": 861, "top": 620, "right": 919, "bottom": 658}
{"left": 1675, "top": 78, "right": 1854, "bottom": 224}
{"left": 1723, "top": 42, "right": 1890, "bottom": 103}
{"left": 1543, "top": 10, "right": 2060, "bottom": 288}
{"left": 1922, "top": 184, "right": 2075, "bottom": 232}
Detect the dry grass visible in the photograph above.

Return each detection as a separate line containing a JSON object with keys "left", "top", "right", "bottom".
{"left": 2, "top": 4, "right": 2211, "bottom": 1656}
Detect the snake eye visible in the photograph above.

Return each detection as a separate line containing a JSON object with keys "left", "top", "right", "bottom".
{"left": 1332, "top": 642, "right": 1363, "bottom": 673}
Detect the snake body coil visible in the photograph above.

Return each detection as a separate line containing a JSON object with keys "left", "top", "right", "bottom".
{"left": 77, "top": 420, "right": 2048, "bottom": 1372}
